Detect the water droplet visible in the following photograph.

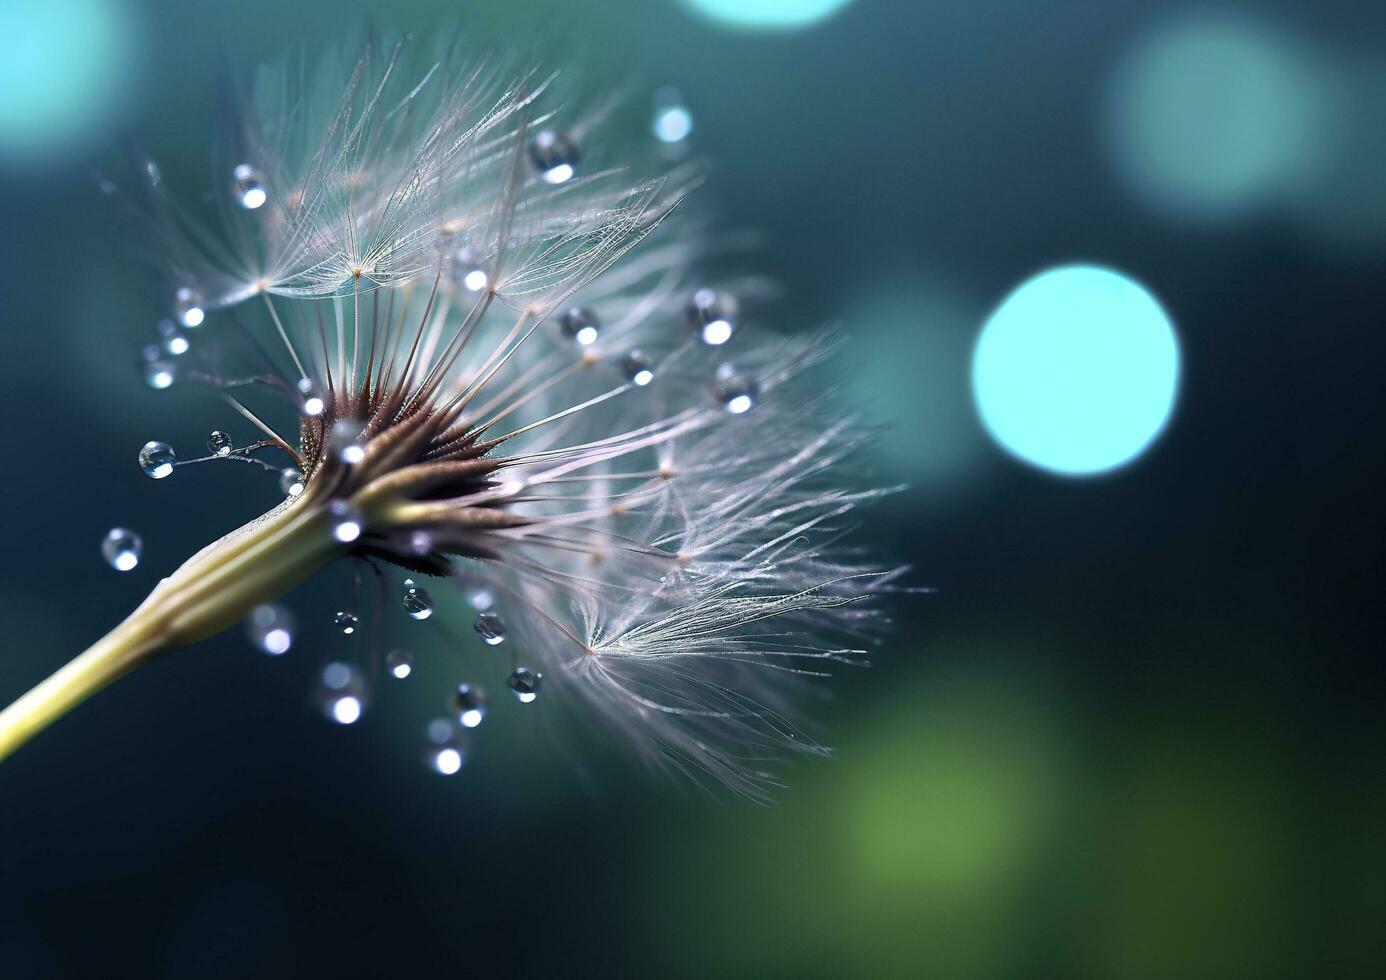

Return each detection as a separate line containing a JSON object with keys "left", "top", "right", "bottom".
{"left": 157, "top": 318, "right": 190, "bottom": 356}
{"left": 451, "top": 683, "right": 488, "bottom": 729}
{"left": 652, "top": 89, "right": 694, "bottom": 144}
{"left": 622, "top": 350, "right": 655, "bottom": 386}
{"left": 385, "top": 649, "right": 413, "bottom": 679}
{"left": 402, "top": 580, "right": 434, "bottom": 621}
{"left": 318, "top": 662, "right": 366, "bottom": 725}
{"left": 296, "top": 377, "right": 325, "bottom": 417}
{"left": 423, "top": 718, "right": 465, "bottom": 774}
{"left": 687, "top": 288, "right": 737, "bottom": 345}
{"left": 100, "top": 528, "right": 141, "bottom": 572}
{"left": 714, "top": 365, "right": 759, "bottom": 415}
{"left": 207, "top": 430, "right": 233, "bottom": 456}
{"left": 507, "top": 667, "right": 541, "bottom": 704}
{"left": 327, "top": 500, "right": 363, "bottom": 543}
{"left": 175, "top": 286, "right": 205, "bottom": 328}
{"left": 467, "top": 587, "right": 495, "bottom": 611}
{"left": 333, "top": 610, "right": 359, "bottom": 635}
{"left": 450, "top": 245, "right": 489, "bottom": 292}
{"left": 330, "top": 419, "right": 365, "bottom": 465}
{"left": 233, "top": 163, "right": 267, "bottom": 209}
{"left": 143, "top": 360, "right": 175, "bottom": 390}
{"left": 559, "top": 306, "right": 600, "bottom": 346}
{"left": 473, "top": 612, "right": 506, "bottom": 646}
{"left": 529, "top": 129, "right": 579, "bottom": 184}
{"left": 246, "top": 603, "right": 295, "bottom": 655}
{"left": 138, "top": 440, "right": 176, "bottom": 479}
{"left": 279, "top": 467, "right": 305, "bottom": 498}
{"left": 409, "top": 530, "right": 433, "bottom": 556}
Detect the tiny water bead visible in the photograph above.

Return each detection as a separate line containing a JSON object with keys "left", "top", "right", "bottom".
{"left": 174, "top": 286, "right": 205, "bottom": 328}
{"left": 401, "top": 580, "right": 434, "bottom": 621}
{"left": 713, "top": 365, "right": 759, "bottom": 415}
{"left": 158, "top": 318, "right": 190, "bottom": 356}
{"left": 246, "top": 603, "right": 295, "bottom": 655}
{"left": 318, "top": 661, "right": 366, "bottom": 725}
{"left": 423, "top": 718, "right": 465, "bottom": 775}
{"left": 451, "top": 683, "right": 488, "bottom": 728}
{"left": 687, "top": 288, "right": 737, "bottom": 345}
{"left": 138, "top": 440, "right": 176, "bottom": 479}
{"left": 621, "top": 350, "right": 655, "bottom": 386}
{"left": 473, "top": 611, "right": 506, "bottom": 646}
{"left": 296, "top": 377, "right": 325, "bottom": 417}
{"left": 333, "top": 610, "right": 359, "bottom": 635}
{"left": 559, "top": 305, "right": 600, "bottom": 346}
{"left": 207, "top": 430, "right": 233, "bottom": 456}
{"left": 279, "top": 467, "right": 305, "bottom": 498}
{"left": 330, "top": 419, "right": 366, "bottom": 465}
{"left": 529, "top": 128, "right": 579, "bottom": 184}
{"left": 143, "top": 359, "right": 175, "bottom": 390}
{"left": 327, "top": 499, "right": 363, "bottom": 543}
{"left": 385, "top": 649, "right": 413, "bottom": 679}
{"left": 232, "top": 163, "right": 267, "bottom": 209}
{"left": 507, "top": 667, "right": 541, "bottom": 704}
{"left": 100, "top": 527, "right": 141, "bottom": 572}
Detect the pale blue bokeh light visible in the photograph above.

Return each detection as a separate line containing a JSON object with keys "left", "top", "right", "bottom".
{"left": 675, "top": 0, "right": 855, "bottom": 31}
{"left": 972, "top": 266, "right": 1179, "bottom": 477}
{"left": 0, "top": 0, "right": 133, "bottom": 159}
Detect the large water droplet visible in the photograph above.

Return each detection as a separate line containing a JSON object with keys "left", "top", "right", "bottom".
{"left": 687, "top": 288, "right": 737, "bottom": 345}
{"left": 473, "top": 612, "right": 506, "bottom": 646}
{"left": 385, "top": 649, "right": 413, "bottom": 679}
{"left": 138, "top": 440, "right": 176, "bottom": 479}
{"left": 714, "top": 365, "right": 759, "bottom": 415}
{"left": 622, "top": 350, "right": 655, "bottom": 386}
{"left": 175, "top": 286, "right": 205, "bottom": 328}
{"left": 451, "top": 683, "right": 488, "bottom": 729}
{"left": 333, "top": 610, "right": 359, "bottom": 635}
{"left": 529, "top": 129, "right": 579, "bottom": 184}
{"left": 207, "top": 430, "right": 233, "bottom": 456}
{"left": 423, "top": 718, "right": 465, "bottom": 775}
{"left": 246, "top": 603, "right": 295, "bottom": 655}
{"left": 328, "top": 500, "right": 363, "bottom": 543}
{"left": 559, "top": 306, "right": 600, "bottom": 346}
{"left": 100, "top": 528, "right": 141, "bottom": 572}
{"left": 279, "top": 467, "right": 305, "bottom": 498}
{"left": 233, "top": 163, "right": 267, "bottom": 209}
{"left": 330, "top": 419, "right": 365, "bottom": 465}
{"left": 296, "top": 377, "right": 325, "bottom": 417}
{"left": 318, "top": 662, "right": 366, "bottom": 725}
{"left": 507, "top": 667, "right": 541, "bottom": 704}
{"left": 402, "top": 580, "right": 434, "bottom": 621}
{"left": 143, "top": 360, "right": 175, "bottom": 390}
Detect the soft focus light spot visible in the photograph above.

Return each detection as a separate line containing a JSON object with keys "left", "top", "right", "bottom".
{"left": 1105, "top": 14, "right": 1325, "bottom": 220}
{"left": 972, "top": 266, "right": 1179, "bottom": 476}
{"left": 463, "top": 269, "right": 488, "bottom": 292}
{"left": 575, "top": 325, "right": 599, "bottom": 346}
{"left": 459, "top": 708, "right": 483, "bottom": 729}
{"left": 331, "top": 696, "right": 361, "bottom": 725}
{"left": 262, "top": 629, "right": 291, "bottom": 656}
{"left": 0, "top": 0, "right": 134, "bottom": 159}
{"left": 240, "top": 186, "right": 267, "bottom": 209}
{"left": 540, "top": 163, "right": 574, "bottom": 185}
{"left": 433, "top": 747, "right": 463, "bottom": 774}
{"left": 676, "top": 0, "right": 855, "bottom": 30}
{"left": 654, "top": 105, "right": 693, "bottom": 143}
{"left": 726, "top": 394, "right": 753, "bottom": 415}
{"left": 700, "top": 320, "right": 732, "bottom": 346}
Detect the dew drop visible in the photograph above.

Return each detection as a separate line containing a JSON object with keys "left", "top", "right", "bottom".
{"left": 207, "top": 430, "right": 233, "bottom": 456}
{"left": 559, "top": 306, "right": 600, "bottom": 346}
{"left": 473, "top": 611, "right": 506, "bottom": 646}
{"left": 402, "top": 580, "right": 434, "bottom": 621}
{"left": 529, "top": 129, "right": 579, "bottom": 184}
{"left": 652, "top": 89, "right": 694, "bottom": 144}
{"left": 138, "top": 440, "right": 176, "bottom": 479}
{"left": 233, "top": 163, "right": 267, "bottom": 209}
{"left": 423, "top": 718, "right": 465, "bottom": 774}
{"left": 100, "top": 528, "right": 142, "bottom": 572}
{"left": 158, "top": 318, "right": 190, "bottom": 356}
{"left": 450, "top": 246, "right": 489, "bottom": 292}
{"left": 143, "top": 360, "right": 175, "bottom": 390}
{"left": 507, "top": 667, "right": 541, "bottom": 704}
{"left": 279, "top": 467, "right": 305, "bottom": 498}
{"left": 296, "top": 377, "right": 325, "bottom": 417}
{"left": 687, "top": 288, "right": 737, "bottom": 345}
{"left": 327, "top": 499, "right": 363, "bottom": 543}
{"left": 622, "top": 350, "right": 655, "bottom": 386}
{"left": 318, "top": 661, "right": 366, "bottom": 725}
{"left": 330, "top": 419, "right": 365, "bottom": 465}
{"left": 714, "top": 364, "right": 759, "bottom": 415}
{"left": 246, "top": 603, "right": 295, "bottom": 655}
{"left": 385, "top": 649, "right": 414, "bottom": 679}
{"left": 175, "top": 286, "right": 205, "bottom": 328}
{"left": 333, "top": 610, "right": 359, "bottom": 635}
{"left": 451, "top": 683, "right": 488, "bottom": 729}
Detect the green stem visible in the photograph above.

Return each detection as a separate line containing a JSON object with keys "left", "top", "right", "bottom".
{"left": 0, "top": 497, "right": 344, "bottom": 762}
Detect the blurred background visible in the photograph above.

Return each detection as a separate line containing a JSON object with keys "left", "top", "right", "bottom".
{"left": 2, "top": 0, "right": 1384, "bottom": 976}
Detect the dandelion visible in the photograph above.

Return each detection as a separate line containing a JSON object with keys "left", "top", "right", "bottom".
{"left": 0, "top": 37, "right": 899, "bottom": 797}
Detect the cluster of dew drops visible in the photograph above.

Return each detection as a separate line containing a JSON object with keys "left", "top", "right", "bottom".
{"left": 100, "top": 91, "right": 762, "bottom": 775}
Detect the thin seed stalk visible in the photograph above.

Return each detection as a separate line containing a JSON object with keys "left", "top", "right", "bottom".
{"left": 0, "top": 497, "right": 344, "bottom": 762}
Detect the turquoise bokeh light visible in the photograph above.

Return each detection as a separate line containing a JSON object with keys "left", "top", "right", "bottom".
{"left": 675, "top": 0, "right": 855, "bottom": 30}
{"left": 0, "top": 0, "right": 133, "bottom": 159}
{"left": 972, "top": 266, "right": 1179, "bottom": 477}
